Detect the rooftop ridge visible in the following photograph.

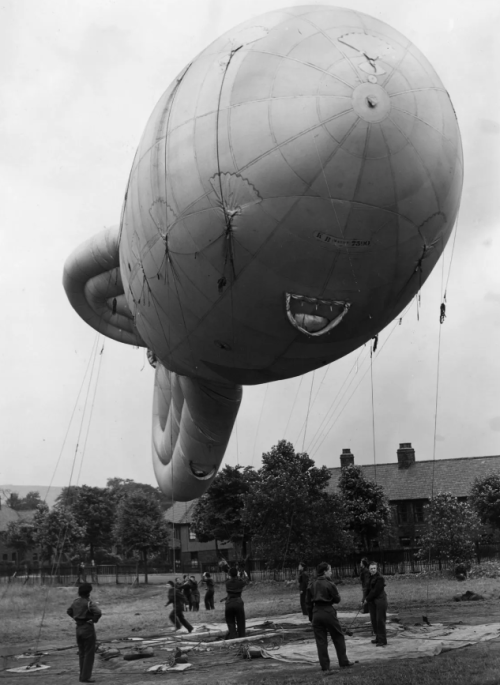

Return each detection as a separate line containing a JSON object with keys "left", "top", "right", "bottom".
{"left": 328, "top": 454, "right": 500, "bottom": 470}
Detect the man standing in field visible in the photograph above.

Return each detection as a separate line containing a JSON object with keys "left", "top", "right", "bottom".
{"left": 67, "top": 582, "right": 102, "bottom": 683}
{"left": 306, "top": 562, "right": 355, "bottom": 674}
{"left": 298, "top": 562, "right": 309, "bottom": 616}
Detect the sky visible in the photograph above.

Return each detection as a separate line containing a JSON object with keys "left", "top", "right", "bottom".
{"left": 0, "top": 0, "right": 499, "bottom": 493}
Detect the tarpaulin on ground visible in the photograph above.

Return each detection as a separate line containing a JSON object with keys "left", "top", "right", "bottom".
{"left": 258, "top": 622, "right": 500, "bottom": 665}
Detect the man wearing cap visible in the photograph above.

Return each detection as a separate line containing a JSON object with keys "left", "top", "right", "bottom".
{"left": 67, "top": 582, "right": 102, "bottom": 683}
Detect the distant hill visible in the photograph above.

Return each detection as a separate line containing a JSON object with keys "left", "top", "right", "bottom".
{"left": 0, "top": 485, "right": 64, "bottom": 509}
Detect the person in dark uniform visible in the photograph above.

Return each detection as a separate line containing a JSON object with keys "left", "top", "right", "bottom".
{"left": 359, "top": 558, "right": 371, "bottom": 611}
{"left": 363, "top": 561, "right": 388, "bottom": 646}
{"left": 189, "top": 575, "right": 200, "bottom": 611}
{"left": 223, "top": 566, "right": 247, "bottom": 638}
{"left": 306, "top": 562, "right": 354, "bottom": 674}
{"left": 298, "top": 562, "right": 309, "bottom": 616}
{"left": 66, "top": 582, "right": 102, "bottom": 683}
{"left": 203, "top": 572, "right": 215, "bottom": 610}
{"left": 166, "top": 581, "right": 193, "bottom": 633}
{"left": 182, "top": 575, "right": 193, "bottom": 611}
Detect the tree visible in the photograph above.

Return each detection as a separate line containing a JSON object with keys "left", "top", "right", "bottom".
{"left": 32, "top": 503, "right": 86, "bottom": 563}
{"left": 5, "top": 521, "right": 35, "bottom": 563}
{"left": 469, "top": 473, "right": 500, "bottom": 531}
{"left": 190, "top": 465, "right": 257, "bottom": 561}
{"left": 245, "top": 440, "right": 353, "bottom": 565}
{"left": 337, "top": 464, "right": 390, "bottom": 550}
{"left": 417, "top": 492, "right": 483, "bottom": 566}
{"left": 106, "top": 478, "right": 172, "bottom": 511}
{"left": 112, "top": 491, "right": 169, "bottom": 582}
{"left": 56, "top": 486, "right": 116, "bottom": 559}
{"left": 6, "top": 491, "right": 42, "bottom": 511}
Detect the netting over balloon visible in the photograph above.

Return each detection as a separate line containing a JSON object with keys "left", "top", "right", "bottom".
{"left": 119, "top": 6, "right": 462, "bottom": 386}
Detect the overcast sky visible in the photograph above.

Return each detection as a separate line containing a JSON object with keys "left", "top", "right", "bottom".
{"left": 1, "top": 0, "right": 499, "bottom": 493}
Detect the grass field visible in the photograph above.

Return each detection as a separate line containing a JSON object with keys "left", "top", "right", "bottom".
{"left": 1, "top": 575, "right": 500, "bottom": 684}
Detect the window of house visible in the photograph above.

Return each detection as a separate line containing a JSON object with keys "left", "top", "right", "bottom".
{"left": 2, "top": 554, "right": 7, "bottom": 561}
{"left": 397, "top": 503, "right": 408, "bottom": 524}
{"left": 414, "top": 502, "right": 425, "bottom": 523}
{"left": 190, "top": 552, "right": 199, "bottom": 568}
{"left": 11, "top": 553, "right": 17, "bottom": 561}
{"left": 189, "top": 527, "right": 197, "bottom": 541}
{"left": 172, "top": 526, "right": 181, "bottom": 540}
{"left": 399, "top": 537, "right": 411, "bottom": 547}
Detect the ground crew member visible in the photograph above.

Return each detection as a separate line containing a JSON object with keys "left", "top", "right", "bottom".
{"left": 202, "top": 572, "right": 215, "bottom": 610}
{"left": 306, "top": 562, "right": 355, "bottom": 673}
{"left": 359, "top": 557, "right": 371, "bottom": 611}
{"left": 166, "top": 581, "right": 193, "bottom": 632}
{"left": 363, "top": 561, "right": 388, "bottom": 646}
{"left": 182, "top": 574, "right": 193, "bottom": 611}
{"left": 189, "top": 575, "right": 200, "bottom": 611}
{"left": 298, "top": 561, "right": 309, "bottom": 616}
{"left": 223, "top": 566, "right": 247, "bottom": 639}
{"left": 66, "top": 582, "right": 102, "bottom": 683}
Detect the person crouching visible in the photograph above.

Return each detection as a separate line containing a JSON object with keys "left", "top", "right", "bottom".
{"left": 166, "top": 581, "right": 193, "bottom": 633}
{"left": 306, "top": 562, "right": 354, "bottom": 674}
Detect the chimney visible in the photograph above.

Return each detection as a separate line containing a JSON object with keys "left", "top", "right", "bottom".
{"left": 397, "top": 442, "right": 415, "bottom": 469}
{"left": 340, "top": 448, "right": 354, "bottom": 468}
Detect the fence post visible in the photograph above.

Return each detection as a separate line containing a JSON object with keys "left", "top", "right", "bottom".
{"left": 115, "top": 565, "right": 119, "bottom": 585}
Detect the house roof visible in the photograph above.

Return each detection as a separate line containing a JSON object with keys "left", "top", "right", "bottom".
{"left": 327, "top": 455, "right": 500, "bottom": 501}
{"left": 0, "top": 507, "right": 36, "bottom": 532}
{"left": 163, "top": 500, "right": 198, "bottom": 525}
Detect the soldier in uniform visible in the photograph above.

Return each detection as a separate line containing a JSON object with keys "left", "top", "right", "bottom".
{"left": 67, "top": 582, "right": 102, "bottom": 683}
{"left": 363, "top": 561, "right": 388, "bottom": 646}
{"left": 166, "top": 580, "right": 193, "bottom": 632}
{"left": 223, "top": 566, "right": 247, "bottom": 639}
{"left": 297, "top": 562, "right": 309, "bottom": 616}
{"left": 306, "top": 562, "right": 355, "bottom": 674}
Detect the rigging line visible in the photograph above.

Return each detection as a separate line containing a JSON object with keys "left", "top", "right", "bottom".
{"left": 443, "top": 210, "right": 461, "bottom": 297}
{"left": 235, "top": 417, "right": 240, "bottom": 466}
{"left": 42, "top": 333, "right": 100, "bottom": 505}
{"left": 370, "top": 342, "right": 377, "bottom": 483}
{"left": 35, "top": 338, "right": 101, "bottom": 651}
{"left": 252, "top": 384, "right": 269, "bottom": 466}
{"left": 307, "top": 298, "right": 415, "bottom": 456}
{"left": 310, "top": 304, "right": 414, "bottom": 458}
{"left": 426, "top": 256, "right": 446, "bottom": 614}
{"left": 283, "top": 375, "right": 304, "bottom": 438}
{"left": 306, "top": 345, "right": 371, "bottom": 455}
{"left": 76, "top": 341, "right": 106, "bottom": 486}
{"left": 292, "top": 362, "right": 333, "bottom": 450}
{"left": 302, "top": 371, "right": 316, "bottom": 452}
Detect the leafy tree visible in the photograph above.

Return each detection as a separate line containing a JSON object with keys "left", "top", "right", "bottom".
{"left": 469, "top": 473, "right": 500, "bottom": 531}
{"left": 106, "top": 478, "right": 172, "bottom": 511}
{"left": 337, "top": 464, "right": 390, "bottom": 549}
{"left": 245, "top": 440, "right": 353, "bottom": 565}
{"left": 56, "top": 486, "right": 116, "bottom": 559}
{"left": 112, "top": 491, "right": 169, "bottom": 582}
{"left": 417, "top": 492, "right": 483, "bottom": 565}
{"left": 32, "top": 503, "right": 86, "bottom": 562}
{"left": 6, "top": 491, "right": 42, "bottom": 511}
{"left": 5, "top": 520, "right": 35, "bottom": 563}
{"left": 191, "top": 465, "right": 257, "bottom": 560}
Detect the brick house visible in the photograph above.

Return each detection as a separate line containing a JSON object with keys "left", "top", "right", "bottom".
{"left": 327, "top": 443, "right": 500, "bottom": 549}
{"left": 164, "top": 501, "right": 238, "bottom": 572}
